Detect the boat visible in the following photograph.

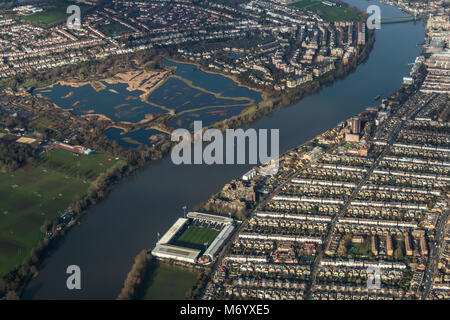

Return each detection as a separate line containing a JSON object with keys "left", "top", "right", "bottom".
{"left": 374, "top": 94, "right": 381, "bottom": 101}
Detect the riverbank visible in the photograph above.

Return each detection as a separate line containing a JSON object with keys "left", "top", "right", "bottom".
{"left": 141, "top": 123, "right": 343, "bottom": 299}
{"left": 156, "top": 29, "right": 375, "bottom": 134}
{"left": 0, "top": 149, "right": 130, "bottom": 298}
{"left": 138, "top": 260, "right": 200, "bottom": 300}
{"left": 208, "top": 30, "right": 375, "bottom": 132}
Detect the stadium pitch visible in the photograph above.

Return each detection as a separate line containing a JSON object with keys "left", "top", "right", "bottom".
{"left": 172, "top": 226, "right": 220, "bottom": 251}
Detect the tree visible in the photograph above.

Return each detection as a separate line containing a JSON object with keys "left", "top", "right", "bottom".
{"left": 117, "top": 250, "right": 151, "bottom": 300}
{"left": 5, "top": 290, "right": 19, "bottom": 300}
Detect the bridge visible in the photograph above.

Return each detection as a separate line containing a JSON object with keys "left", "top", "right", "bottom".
{"left": 381, "top": 13, "right": 423, "bottom": 24}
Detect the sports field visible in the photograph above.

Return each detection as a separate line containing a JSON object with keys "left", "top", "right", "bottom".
{"left": 173, "top": 226, "right": 220, "bottom": 251}
{"left": 290, "top": 0, "right": 360, "bottom": 22}
{"left": 20, "top": 1, "right": 89, "bottom": 26}
{"left": 29, "top": 117, "right": 54, "bottom": 132}
{"left": 139, "top": 262, "right": 199, "bottom": 300}
{"left": 39, "top": 149, "right": 122, "bottom": 180}
{"left": 97, "top": 21, "right": 130, "bottom": 36}
{"left": 0, "top": 150, "right": 125, "bottom": 276}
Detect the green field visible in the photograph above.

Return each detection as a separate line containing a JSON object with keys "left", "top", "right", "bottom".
{"left": 0, "top": 150, "right": 125, "bottom": 276}
{"left": 97, "top": 21, "right": 130, "bottom": 36}
{"left": 139, "top": 262, "right": 199, "bottom": 300}
{"left": 20, "top": 1, "right": 89, "bottom": 26}
{"left": 29, "top": 117, "right": 54, "bottom": 132}
{"left": 290, "top": 0, "right": 361, "bottom": 22}
{"left": 173, "top": 226, "right": 220, "bottom": 251}
{"left": 39, "top": 149, "right": 122, "bottom": 180}
{"left": 350, "top": 241, "right": 372, "bottom": 256}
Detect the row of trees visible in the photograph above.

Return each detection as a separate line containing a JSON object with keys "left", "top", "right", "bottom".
{"left": 117, "top": 250, "right": 151, "bottom": 300}
{"left": 0, "top": 158, "right": 133, "bottom": 299}
{"left": 0, "top": 140, "right": 37, "bottom": 172}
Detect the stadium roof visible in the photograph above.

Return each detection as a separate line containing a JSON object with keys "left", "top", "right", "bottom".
{"left": 204, "top": 224, "right": 234, "bottom": 258}
{"left": 152, "top": 244, "right": 201, "bottom": 263}
{"left": 187, "top": 212, "right": 233, "bottom": 224}
{"left": 158, "top": 217, "right": 188, "bottom": 245}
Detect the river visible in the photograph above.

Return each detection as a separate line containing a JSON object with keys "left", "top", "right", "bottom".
{"left": 22, "top": 0, "right": 425, "bottom": 299}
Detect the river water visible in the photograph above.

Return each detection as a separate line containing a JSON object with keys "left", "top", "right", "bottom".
{"left": 23, "top": 0, "right": 425, "bottom": 299}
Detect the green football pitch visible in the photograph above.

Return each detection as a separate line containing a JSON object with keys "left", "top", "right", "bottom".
{"left": 173, "top": 226, "right": 220, "bottom": 251}
{"left": 20, "top": 1, "right": 89, "bottom": 26}
{"left": 290, "top": 0, "right": 360, "bottom": 22}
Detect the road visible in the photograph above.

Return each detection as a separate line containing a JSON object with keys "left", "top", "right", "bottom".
{"left": 306, "top": 117, "right": 404, "bottom": 298}
{"left": 420, "top": 208, "right": 449, "bottom": 299}
{"left": 200, "top": 159, "right": 303, "bottom": 298}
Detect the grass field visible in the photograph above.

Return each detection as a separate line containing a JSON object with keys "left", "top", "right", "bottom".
{"left": 350, "top": 241, "right": 372, "bottom": 256}
{"left": 39, "top": 149, "right": 122, "bottom": 180}
{"left": 139, "top": 262, "right": 199, "bottom": 300}
{"left": 290, "top": 0, "right": 361, "bottom": 22}
{"left": 0, "top": 150, "right": 125, "bottom": 276}
{"left": 173, "top": 226, "right": 220, "bottom": 251}
{"left": 0, "top": 167, "right": 87, "bottom": 275}
{"left": 20, "top": 1, "right": 89, "bottom": 26}
{"left": 29, "top": 117, "right": 55, "bottom": 132}
{"left": 97, "top": 21, "right": 130, "bottom": 37}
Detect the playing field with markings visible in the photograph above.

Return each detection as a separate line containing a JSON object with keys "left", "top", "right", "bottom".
{"left": 172, "top": 226, "right": 219, "bottom": 251}
{"left": 19, "top": 1, "right": 90, "bottom": 26}
{"left": 0, "top": 150, "right": 125, "bottom": 276}
{"left": 290, "top": 0, "right": 360, "bottom": 22}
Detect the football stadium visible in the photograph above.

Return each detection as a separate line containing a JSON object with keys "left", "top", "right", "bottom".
{"left": 152, "top": 212, "right": 235, "bottom": 265}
